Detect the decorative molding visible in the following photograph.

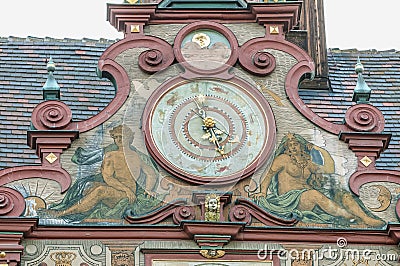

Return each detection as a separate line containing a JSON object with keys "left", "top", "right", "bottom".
{"left": 124, "top": 200, "right": 195, "bottom": 224}
{"left": 0, "top": 166, "right": 71, "bottom": 218}
{"left": 0, "top": 166, "right": 71, "bottom": 194}
{"left": 344, "top": 104, "right": 385, "bottom": 132}
{"left": 229, "top": 198, "right": 298, "bottom": 226}
{"left": 27, "top": 130, "right": 78, "bottom": 161}
{"left": 192, "top": 192, "right": 232, "bottom": 221}
{"left": 0, "top": 218, "right": 37, "bottom": 266}
{"left": 339, "top": 132, "right": 391, "bottom": 170}
{"left": 173, "top": 21, "right": 239, "bottom": 78}
{"left": 107, "top": 3, "right": 302, "bottom": 31}
{"left": 73, "top": 58, "right": 130, "bottom": 133}
{"left": 8, "top": 220, "right": 397, "bottom": 245}
{"left": 181, "top": 220, "right": 245, "bottom": 248}
{"left": 31, "top": 101, "right": 72, "bottom": 130}
{"left": 0, "top": 188, "right": 25, "bottom": 217}
{"left": 238, "top": 39, "right": 278, "bottom": 76}
{"left": 348, "top": 170, "right": 400, "bottom": 221}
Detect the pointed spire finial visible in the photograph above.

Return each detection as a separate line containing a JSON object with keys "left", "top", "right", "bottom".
{"left": 352, "top": 57, "right": 371, "bottom": 104}
{"left": 42, "top": 57, "right": 60, "bottom": 100}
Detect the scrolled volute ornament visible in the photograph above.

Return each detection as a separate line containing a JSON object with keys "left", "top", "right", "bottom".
{"left": 138, "top": 48, "right": 174, "bottom": 74}
{"left": 238, "top": 48, "right": 276, "bottom": 76}
{"left": 253, "top": 51, "right": 275, "bottom": 70}
{"left": 344, "top": 104, "right": 385, "bottom": 132}
{"left": 173, "top": 205, "right": 195, "bottom": 224}
{"left": 31, "top": 100, "right": 72, "bottom": 130}
{"left": 0, "top": 187, "right": 25, "bottom": 217}
{"left": 229, "top": 205, "right": 251, "bottom": 225}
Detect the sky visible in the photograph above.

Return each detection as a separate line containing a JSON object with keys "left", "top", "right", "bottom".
{"left": 0, "top": 0, "right": 398, "bottom": 51}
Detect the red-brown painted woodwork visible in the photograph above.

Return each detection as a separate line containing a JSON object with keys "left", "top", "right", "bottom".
{"left": 0, "top": 219, "right": 37, "bottom": 266}
{"left": 340, "top": 133, "right": 391, "bottom": 170}
{"left": 125, "top": 200, "right": 195, "bottom": 224}
{"left": 0, "top": 187, "right": 25, "bottom": 217}
{"left": 107, "top": 3, "right": 302, "bottom": 31}
{"left": 181, "top": 221, "right": 247, "bottom": 250}
{"left": 229, "top": 198, "right": 298, "bottom": 226}
{"left": 31, "top": 101, "right": 72, "bottom": 130}
{"left": 344, "top": 104, "right": 386, "bottom": 133}
{"left": 0, "top": 1, "right": 398, "bottom": 256}
{"left": 0, "top": 219, "right": 392, "bottom": 245}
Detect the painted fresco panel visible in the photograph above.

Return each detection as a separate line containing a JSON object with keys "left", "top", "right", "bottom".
{"left": 7, "top": 22, "right": 398, "bottom": 229}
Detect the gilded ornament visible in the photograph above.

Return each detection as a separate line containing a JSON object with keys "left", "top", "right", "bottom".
{"left": 192, "top": 33, "right": 211, "bottom": 48}
{"left": 45, "top": 152, "right": 58, "bottom": 164}
{"left": 205, "top": 193, "right": 220, "bottom": 222}
{"left": 130, "top": 25, "right": 141, "bottom": 33}
{"left": 360, "top": 156, "right": 372, "bottom": 167}
{"left": 199, "top": 249, "right": 225, "bottom": 259}
{"left": 269, "top": 25, "right": 280, "bottom": 34}
{"left": 50, "top": 251, "right": 77, "bottom": 266}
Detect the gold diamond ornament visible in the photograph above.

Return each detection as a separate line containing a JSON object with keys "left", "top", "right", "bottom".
{"left": 45, "top": 152, "right": 58, "bottom": 164}
{"left": 270, "top": 25, "right": 280, "bottom": 34}
{"left": 360, "top": 156, "right": 372, "bottom": 167}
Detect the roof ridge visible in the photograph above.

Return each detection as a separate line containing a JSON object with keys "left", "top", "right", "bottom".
{"left": 328, "top": 48, "right": 399, "bottom": 54}
{"left": 0, "top": 36, "right": 118, "bottom": 44}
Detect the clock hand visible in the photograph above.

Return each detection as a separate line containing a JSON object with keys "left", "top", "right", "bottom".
{"left": 209, "top": 127, "right": 225, "bottom": 156}
{"left": 191, "top": 109, "right": 238, "bottom": 147}
{"left": 194, "top": 95, "right": 207, "bottom": 119}
{"left": 203, "top": 117, "right": 226, "bottom": 156}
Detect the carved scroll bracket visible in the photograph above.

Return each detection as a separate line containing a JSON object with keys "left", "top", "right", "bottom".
{"left": 339, "top": 132, "right": 391, "bottom": 171}
{"left": 181, "top": 220, "right": 245, "bottom": 250}
{"left": 27, "top": 130, "right": 78, "bottom": 167}
{"left": 229, "top": 198, "right": 298, "bottom": 226}
{"left": 124, "top": 200, "right": 195, "bottom": 225}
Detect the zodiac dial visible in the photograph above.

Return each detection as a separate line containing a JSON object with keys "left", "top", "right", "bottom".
{"left": 142, "top": 79, "right": 276, "bottom": 185}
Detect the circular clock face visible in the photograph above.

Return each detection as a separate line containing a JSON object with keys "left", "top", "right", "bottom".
{"left": 142, "top": 78, "right": 275, "bottom": 185}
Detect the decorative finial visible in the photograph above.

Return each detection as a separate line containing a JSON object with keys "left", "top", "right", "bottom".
{"left": 352, "top": 57, "right": 371, "bottom": 104}
{"left": 42, "top": 57, "right": 60, "bottom": 100}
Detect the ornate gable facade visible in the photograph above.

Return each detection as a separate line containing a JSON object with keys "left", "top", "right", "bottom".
{"left": 0, "top": 1, "right": 399, "bottom": 265}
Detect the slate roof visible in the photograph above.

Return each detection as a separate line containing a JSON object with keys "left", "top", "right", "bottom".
{"left": 0, "top": 37, "right": 116, "bottom": 169}
{"left": 299, "top": 48, "right": 400, "bottom": 170}
{"left": 0, "top": 37, "right": 399, "bottom": 171}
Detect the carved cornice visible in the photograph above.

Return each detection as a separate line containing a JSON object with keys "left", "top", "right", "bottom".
{"left": 0, "top": 219, "right": 37, "bottom": 266}
{"left": 181, "top": 221, "right": 245, "bottom": 248}
{"left": 339, "top": 132, "right": 391, "bottom": 160}
{"left": 0, "top": 219, "right": 390, "bottom": 245}
{"left": 27, "top": 130, "right": 78, "bottom": 158}
{"left": 107, "top": 3, "right": 302, "bottom": 33}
